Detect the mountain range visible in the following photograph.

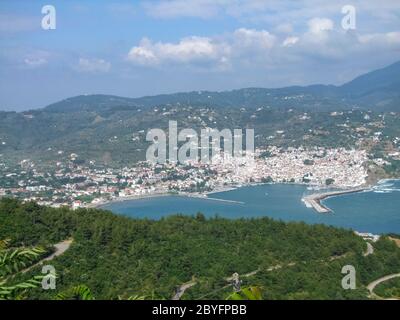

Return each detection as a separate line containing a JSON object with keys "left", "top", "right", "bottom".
{"left": 0, "top": 60, "right": 399, "bottom": 167}
{"left": 42, "top": 60, "right": 400, "bottom": 113}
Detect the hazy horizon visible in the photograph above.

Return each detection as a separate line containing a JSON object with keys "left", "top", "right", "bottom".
{"left": 4, "top": 59, "right": 399, "bottom": 113}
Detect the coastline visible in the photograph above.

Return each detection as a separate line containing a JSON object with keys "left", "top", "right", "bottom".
{"left": 302, "top": 178, "right": 400, "bottom": 213}
{"left": 91, "top": 179, "right": 399, "bottom": 212}
{"left": 91, "top": 192, "right": 174, "bottom": 209}
{"left": 92, "top": 183, "right": 289, "bottom": 209}
{"left": 93, "top": 187, "right": 245, "bottom": 209}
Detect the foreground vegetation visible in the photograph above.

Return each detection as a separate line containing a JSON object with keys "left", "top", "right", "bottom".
{"left": 0, "top": 198, "right": 399, "bottom": 300}
{"left": 0, "top": 239, "right": 47, "bottom": 299}
{"left": 374, "top": 278, "right": 400, "bottom": 299}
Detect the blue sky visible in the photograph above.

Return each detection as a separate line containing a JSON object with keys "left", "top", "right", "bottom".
{"left": 0, "top": 0, "right": 399, "bottom": 111}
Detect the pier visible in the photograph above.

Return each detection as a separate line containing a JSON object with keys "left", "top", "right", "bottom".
{"left": 187, "top": 194, "right": 245, "bottom": 204}
{"left": 303, "top": 188, "right": 366, "bottom": 213}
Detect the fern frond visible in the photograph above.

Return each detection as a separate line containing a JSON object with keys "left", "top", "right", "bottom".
{"left": 56, "top": 285, "right": 95, "bottom": 300}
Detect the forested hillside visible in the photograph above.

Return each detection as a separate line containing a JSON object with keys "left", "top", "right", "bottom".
{"left": 0, "top": 61, "right": 400, "bottom": 168}
{"left": 1, "top": 106, "right": 399, "bottom": 168}
{"left": 1, "top": 198, "right": 399, "bottom": 300}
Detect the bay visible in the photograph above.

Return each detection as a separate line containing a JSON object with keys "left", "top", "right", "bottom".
{"left": 101, "top": 180, "right": 400, "bottom": 234}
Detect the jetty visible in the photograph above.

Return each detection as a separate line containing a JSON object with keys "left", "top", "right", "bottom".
{"left": 187, "top": 193, "right": 245, "bottom": 204}
{"left": 303, "top": 188, "right": 366, "bottom": 213}
{"left": 205, "top": 197, "right": 244, "bottom": 204}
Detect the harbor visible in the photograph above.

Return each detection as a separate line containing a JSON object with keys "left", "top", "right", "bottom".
{"left": 302, "top": 188, "right": 367, "bottom": 213}
{"left": 100, "top": 182, "right": 400, "bottom": 234}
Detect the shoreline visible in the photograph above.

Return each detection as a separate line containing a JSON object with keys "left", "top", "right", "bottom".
{"left": 91, "top": 192, "right": 175, "bottom": 209}
{"left": 92, "top": 182, "right": 299, "bottom": 209}
{"left": 91, "top": 179, "right": 398, "bottom": 212}
{"left": 92, "top": 189, "right": 245, "bottom": 209}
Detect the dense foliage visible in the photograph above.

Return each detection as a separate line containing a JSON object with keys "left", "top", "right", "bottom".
{"left": 0, "top": 198, "right": 399, "bottom": 300}
{"left": 374, "top": 278, "right": 400, "bottom": 298}
{"left": 0, "top": 238, "right": 47, "bottom": 300}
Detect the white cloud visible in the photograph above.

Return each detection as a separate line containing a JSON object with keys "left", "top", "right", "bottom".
{"left": 77, "top": 58, "right": 111, "bottom": 73}
{"left": 142, "top": 1, "right": 400, "bottom": 30}
{"left": 127, "top": 28, "right": 278, "bottom": 68}
{"left": 359, "top": 31, "right": 400, "bottom": 45}
{"left": 386, "top": 32, "right": 400, "bottom": 45}
{"left": 128, "top": 39, "right": 159, "bottom": 65}
{"left": 127, "top": 36, "right": 230, "bottom": 67}
{"left": 307, "top": 18, "right": 334, "bottom": 34}
{"left": 233, "top": 28, "right": 276, "bottom": 50}
{"left": 141, "top": 0, "right": 400, "bottom": 59}
{"left": 24, "top": 58, "right": 47, "bottom": 68}
{"left": 22, "top": 50, "right": 51, "bottom": 69}
{"left": 126, "top": 23, "right": 400, "bottom": 74}
{"left": 282, "top": 36, "right": 299, "bottom": 47}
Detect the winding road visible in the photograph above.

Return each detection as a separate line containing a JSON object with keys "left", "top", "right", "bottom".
{"left": 367, "top": 273, "right": 400, "bottom": 300}
{"left": 22, "top": 239, "right": 73, "bottom": 274}
{"left": 172, "top": 238, "right": 395, "bottom": 300}
{"left": 173, "top": 251, "right": 355, "bottom": 300}
{"left": 363, "top": 242, "right": 374, "bottom": 257}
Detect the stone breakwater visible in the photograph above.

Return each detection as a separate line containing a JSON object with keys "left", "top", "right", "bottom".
{"left": 302, "top": 188, "right": 366, "bottom": 213}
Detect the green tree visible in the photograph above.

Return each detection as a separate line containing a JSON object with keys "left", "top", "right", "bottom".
{"left": 0, "top": 239, "right": 45, "bottom": 300}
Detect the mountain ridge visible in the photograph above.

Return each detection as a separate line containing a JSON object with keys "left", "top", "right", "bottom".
{"left": 0, "top": 60, "right": 399, "bottom": 168}
{"left": 38, "top": 60, "right": 400, "bottom": 113}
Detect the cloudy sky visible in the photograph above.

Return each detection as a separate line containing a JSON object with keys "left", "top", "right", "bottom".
{"left": 0, "top": 0, "right": 399, "bottom": 111}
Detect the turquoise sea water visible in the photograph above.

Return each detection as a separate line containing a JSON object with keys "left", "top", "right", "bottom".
{"left": 101, "top": 180, "right": 400, "bottom": 234}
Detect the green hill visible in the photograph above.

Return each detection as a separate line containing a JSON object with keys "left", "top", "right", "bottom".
{"left": 0, "top": 61, "right": 399, "bottom": 168}
{"left": 1, "top": 198, "right": 400, "bottom": 300}
{"left": 1, "top": 198, "right": 399, "bottom": 300}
